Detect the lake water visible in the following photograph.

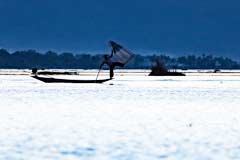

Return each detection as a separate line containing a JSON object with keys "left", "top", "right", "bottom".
{"left": 0, "top": 70, "right": 240, "bottom": 160}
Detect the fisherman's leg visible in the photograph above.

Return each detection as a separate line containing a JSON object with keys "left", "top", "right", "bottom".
{"left": 110, "top": 66, "right": 114, "bottom": 78}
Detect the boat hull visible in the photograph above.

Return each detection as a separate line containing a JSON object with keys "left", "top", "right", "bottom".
{"left": 32, "top": 76, "right": 111, "bottom": 83}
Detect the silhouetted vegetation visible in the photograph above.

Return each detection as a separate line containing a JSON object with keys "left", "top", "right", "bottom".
{"left": 0, "top": 49, "right": 239, "bottom": 69}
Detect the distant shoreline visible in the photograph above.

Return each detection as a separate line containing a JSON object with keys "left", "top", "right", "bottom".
{"left": 0, "top": 49, "right": 239, "bottom": 69}
{"left": 1, "top": 69, "right": 240, "bottom": 76}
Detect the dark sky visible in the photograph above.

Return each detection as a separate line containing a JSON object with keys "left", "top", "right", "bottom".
{"left": 0, "top": 0, "right": 240, "bottom": 58}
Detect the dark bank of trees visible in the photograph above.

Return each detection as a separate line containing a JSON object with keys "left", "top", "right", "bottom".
{"left": 147, "top": 54, "right": 240, "bottom": 69}
{"left": 0, "top": 48, "right": 239, "bottom": 69}
{"left": 0, "top": 49, "right": 103, "bottom": 69}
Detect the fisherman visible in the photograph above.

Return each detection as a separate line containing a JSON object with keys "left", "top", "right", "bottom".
{"left": 99, "top": 54, "right": 124, "bottom": 79}
{"left": 99, "top": 40, "right": 133, "bottom": 79}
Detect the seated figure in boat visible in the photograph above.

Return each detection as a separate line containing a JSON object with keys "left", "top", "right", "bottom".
{"left": 32, "top": 68, "right": 38, "bottom": 75}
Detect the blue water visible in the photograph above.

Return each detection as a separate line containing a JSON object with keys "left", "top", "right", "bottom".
{"left": 0, "top": 72, "right": 240, "bottom": 160}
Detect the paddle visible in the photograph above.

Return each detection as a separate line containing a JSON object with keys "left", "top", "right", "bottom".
{"left": 95, "top": 68, "right": 101, "bottom": 81}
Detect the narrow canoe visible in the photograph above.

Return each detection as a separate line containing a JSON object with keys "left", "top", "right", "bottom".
{"left": 32, "top": 76, "right": 112, "bottom": 83}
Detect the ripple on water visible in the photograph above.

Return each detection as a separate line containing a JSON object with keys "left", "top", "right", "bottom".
{"left": 60, "top": 147, "right": 96, "bottom": 158}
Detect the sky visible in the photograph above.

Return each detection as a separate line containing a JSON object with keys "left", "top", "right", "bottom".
{"left": 0, "top": 0, "right": 240, "bottom": 58}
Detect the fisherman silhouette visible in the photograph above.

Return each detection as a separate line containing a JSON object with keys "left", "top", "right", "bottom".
{"left": 99, "top": 54, "right": 124, "bottom": 79}
{"left": 99, "top": 40, "right": 133, "bottom": 79}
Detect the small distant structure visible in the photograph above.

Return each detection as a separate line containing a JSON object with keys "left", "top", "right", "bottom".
{"left": 213, "top": 69, "right": 221, "bottom": 73}
{"left": 149, "top": 57, "right": 185, "bottom": 76}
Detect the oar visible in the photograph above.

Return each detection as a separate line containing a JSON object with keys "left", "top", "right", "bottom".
{"left": 95, "top": 68, "right": 101, "bottom": 81}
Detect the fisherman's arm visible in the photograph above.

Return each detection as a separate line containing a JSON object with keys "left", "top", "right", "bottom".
{"left": 110, "top": 49, "right": 114, "bottom": 58}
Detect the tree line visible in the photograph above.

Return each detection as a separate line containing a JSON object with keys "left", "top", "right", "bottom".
{"left": 0, "top": 48, "right": 239, "bottom": 69}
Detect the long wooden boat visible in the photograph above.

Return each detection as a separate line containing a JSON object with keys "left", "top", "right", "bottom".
{"left": 32, "top": 76, "right": 112, "bottom": 83}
